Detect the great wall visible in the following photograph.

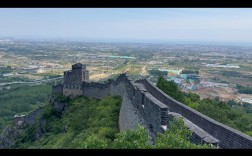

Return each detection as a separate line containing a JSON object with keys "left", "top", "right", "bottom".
{"left": 13, "top": 63, "right": 252, "bottom": 148}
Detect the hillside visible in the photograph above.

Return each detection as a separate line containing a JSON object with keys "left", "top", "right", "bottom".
{"left": 0, "top": 94, "right": 211, "bottom": 149}
{"left": 0, "top": 84, "right": 51, "bottom": 132}
{"left": 156, "top": 76, "right": 252, "bottom": 137}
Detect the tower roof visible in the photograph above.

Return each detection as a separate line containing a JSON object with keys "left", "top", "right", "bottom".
{"left": 72, "top": 63, "right": 85, "bottom": 69}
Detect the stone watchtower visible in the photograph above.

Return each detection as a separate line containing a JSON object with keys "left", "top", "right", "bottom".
{"left": 63, "top": 63, "right": 89, "bottom": 84}
{"left": 13, "top": 115, "right": 26, "bottom": 127}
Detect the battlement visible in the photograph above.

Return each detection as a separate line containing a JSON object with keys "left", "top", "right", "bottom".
{"left": 13, "top": 106, "right": 43, "bottom": 128}
{"left": 137, "top": 78, "right": 252, "bottom": 148}
{"left": 63, "top": 63, "right": 89, "bottom": 84}
{"left": 72, "top": 63, "right": 86, "bottom": 70}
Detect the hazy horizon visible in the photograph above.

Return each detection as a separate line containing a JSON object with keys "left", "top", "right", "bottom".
{"left": 1, "top": 8, "right": 252, "bottom": 46}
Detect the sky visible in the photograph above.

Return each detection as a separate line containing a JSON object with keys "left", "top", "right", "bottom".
{"left": 0, "top": 8, "right": 252, "bottom": 44}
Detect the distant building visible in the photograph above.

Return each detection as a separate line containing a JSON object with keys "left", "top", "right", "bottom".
{"left": 206, "top": 64, "right": 240, "bottom": 69}
{"left": 2, "top": 73, "right": 14, "bottom": 77}
{"left": 179, "top": 74, "right": 200, "bottom": 86}
{"left": 199, "top": 81, "right": 215, "bottom": 88}
{"left": 180, "top": 74, "right": 188, "bottom": 79}
{"left": 187, "top": 74, "right": 200, "bottom": 83}
{"left": 214, "top": 83, "right": 229, "bottom": 88}
{"left": 237, "top": 97, "right": 252, "bottom": 104}
{"left": 181, "top": 84, "right": 199, "bottom": 91}
{"left": 108, "top": 55, "right": 136, "bottom": 59}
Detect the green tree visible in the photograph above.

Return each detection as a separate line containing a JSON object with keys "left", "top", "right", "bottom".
{"left": 156, "top": 76, "right": 184, "bottom": 102}
{"left": 8, "top": 93, "right": 216, "bottom": 149}
{"left": 0, "top": 84, "right": 51, "bottom": 129}
{"left": 81, "top": 134, "right": 109, "bottom": 149}
{"left": 245, "top": 131, "right": 252, "bottom": 137}
{"left": 155, "top": 117, "right": 211, "bottom": 149}
{"left": 112, "top": 125, "right": 151, "bottom": 149}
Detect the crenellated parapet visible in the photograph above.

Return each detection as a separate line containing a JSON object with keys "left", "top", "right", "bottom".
{"left": 137, "top": 78, "right": 252, "bottom": 149}
{"left": 64, "top": 63, "right": 89, "bottom": 84}
{"left": 13, "top": 106, "right": 43, "bottom": 128}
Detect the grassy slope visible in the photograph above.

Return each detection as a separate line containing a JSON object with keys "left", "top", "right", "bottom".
{"left": 0, "top": 84, "right": 51, "bottom": 130}
{"left": 13, "top": 95, "right": 211, "bottom": 149}
{"left": 15, "top": 96, "right": 122, "bottom": 149}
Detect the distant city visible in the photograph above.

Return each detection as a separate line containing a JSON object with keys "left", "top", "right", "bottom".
{"left": 0, "top": 37, "right": 252, "bottom": 104}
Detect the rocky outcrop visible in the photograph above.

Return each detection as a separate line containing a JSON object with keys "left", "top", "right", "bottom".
{"left": 51, "top": 100, "right": 67, "bottom": 114}
{"left": 0, "top": 125, "right": 23, "bottom": 149}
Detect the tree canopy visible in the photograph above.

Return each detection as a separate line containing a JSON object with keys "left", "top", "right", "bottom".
{"left": 156, "top": 76, "right": 252, "bottom": 137}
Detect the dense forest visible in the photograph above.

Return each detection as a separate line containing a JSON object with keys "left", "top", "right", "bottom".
{"left": 156, "top": 76, "right": 252, "bottom": 137}
{"left": 0, "top": 84, "right": 51, "bottom": 132}
{"left": 8, "top": 95, "right": 211, "bottom": 149}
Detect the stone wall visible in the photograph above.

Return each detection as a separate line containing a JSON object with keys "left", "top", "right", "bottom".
{"left": 119, "top": 92, "right": 145, "bottom": 132}
{"left": 50, "top": 62, "right": 252, "bottom": 148}
{"left": 167, "top": 112, "right": 219, "bottom": 146}
{"left": 63, "top": 83, "right": 83, "bottom": 98}
{"left": 13, "top": 115, "right": 26, "bottom": 127}
{"left": 14, "top": 106, "right": 43, "bottom": 127}
{"left": 83, "top": 82, "right": 112, "bottom": 99}
{"left": 142, "top": 92, "right": 168, "bottom": 134}
{"left": 24, "top": 106, "right": 43, "bottom": 125}
{"left": 52, "top": 84, "right": 63, "bottom": 95}
{"left": 80, "top": 74, "right": 169, "bottom": 137}
{"left": 138, "top": 79, "right": 252, "bottom": 149}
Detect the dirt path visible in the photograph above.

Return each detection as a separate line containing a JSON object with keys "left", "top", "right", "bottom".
{"left": 140, "top": 65, "right": 147, "bottom": 75}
